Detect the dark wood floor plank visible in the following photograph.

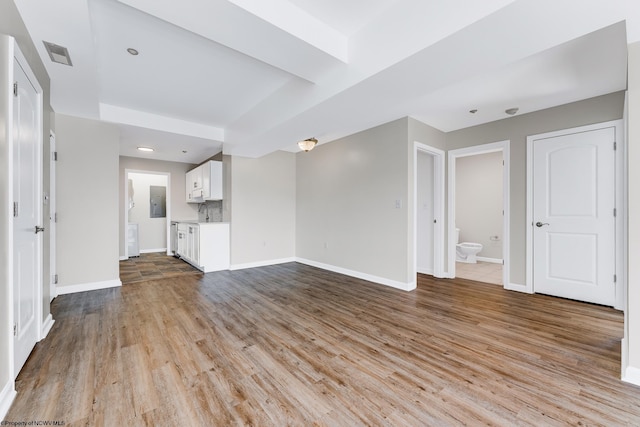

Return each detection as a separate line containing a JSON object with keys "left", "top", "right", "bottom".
{"left": 5, "top": 263, "right": 640, "bottom": 426}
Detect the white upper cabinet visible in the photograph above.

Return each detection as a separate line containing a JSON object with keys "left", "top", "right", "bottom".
{"left": 186, "top": 160, "right": 223, "bottom": 203}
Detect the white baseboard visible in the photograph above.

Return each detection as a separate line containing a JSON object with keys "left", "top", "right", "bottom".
{"left": 56, "top": 279, "right": 122, "bottom": 295}
{"left": 477, "top": 256, "right": 503, "bottom": 264}
{"left": 0, "top": 380, "right": 16, "bottom": 421}
{"left": 140, "top": 248, "right": 167, "bottom": 254}
{"left": 296, "top": 258, "right": 416, "bottom": 291}
{"left": 41, "top": 314, "right": 55, "bottom": 340}
{"left": 504, "top": 282, "right": 531, "bottom": 293}
{"left": 230, "top": 257, "right": 296, "bottom": 271}
{"left": 623, "top": 366, "right": 640, "bottom": 387}
{"left": 119, "top": 256, "right": 127, "bottom": 261}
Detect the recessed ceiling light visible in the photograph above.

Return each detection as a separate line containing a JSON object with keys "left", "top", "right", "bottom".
{"left": 127, "top": 48, "right": 139, "bottom": 56}
{"left": 182, "top": 150, "right": 188, "bottom": 154}
{"left": 137, "top": 147, "right": 154, "bottom": 152}
{"left": 505, "top": 107, "right": 519, "bottom": 115}
{"left": 469, "top": 109, "right": 478, "bottom": 114}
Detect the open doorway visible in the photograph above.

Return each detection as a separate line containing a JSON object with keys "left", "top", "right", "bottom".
{"left": 414, "top": 142, "right": 445, "bottom": 279}
{"left": 448, "top": 141, "right": 510, "bottom": 287}
{"left": 123, "top": 170, "right": 171, "bottom": 259}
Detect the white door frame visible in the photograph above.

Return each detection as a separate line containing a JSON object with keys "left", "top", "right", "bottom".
{"left": 526, "top": 120, "right": 626, "bottom": 310}
{"left": 123, "top": 169, "right": 172, "bottom": 259}
{"left": 448, "top": 140, "right": 510, "bottom": 287}
{"left": 10, "top": 42, "right": 44, "bottom": 379}
{"left": 49, "top": 131, "right": 56, "bottom": 301}
{"left": 413, "top": 142, "right": 445, "bottom": 279}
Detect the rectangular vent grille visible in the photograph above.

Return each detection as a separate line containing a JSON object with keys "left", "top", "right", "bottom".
{"left": 43, "top": 41, "right": 73, "bottom": 66}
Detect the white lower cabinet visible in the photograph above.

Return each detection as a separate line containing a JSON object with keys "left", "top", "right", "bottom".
{"left": 175, "top": 222, "right": 229, "bottom": 272}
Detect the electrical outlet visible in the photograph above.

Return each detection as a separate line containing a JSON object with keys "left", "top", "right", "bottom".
{"left": 395, "top": 199, "right": 402, "bottom": 209}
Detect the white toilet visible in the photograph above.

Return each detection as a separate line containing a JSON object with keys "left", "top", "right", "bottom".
{"left": 455, "top": 228, "right": 483, "bottom": 264}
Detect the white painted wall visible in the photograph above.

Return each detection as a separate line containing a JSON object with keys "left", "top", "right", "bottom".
{"left": 118, "top": 156, "right": 199, "bottom": 258}
{"left": 296, "top": 119, "right": 411, "bottom": 286}
{"left": 446, "top": 91, "right": 625, "bottom": 285}
{"left": 416, "top": 151, "right": 434, "bottom": 274}
{"left": 128, "top": 172, "right": 167, "bottom": 252}
{"left": 625, "top": 42, "right": 640, "bottom": 381}
{"left": 230, "top": 151, "right": 296, "bottom": 267}
{"left": 56, "top": 115, "right": 120, "bottom": 289}
{"left": 455, "top": 151, "right": 503, "bottom": 260}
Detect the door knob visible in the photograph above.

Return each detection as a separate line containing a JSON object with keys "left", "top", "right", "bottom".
{"left": 535, "top": 222, "right": 549, "bottom": 228}
{"left": 35, "top": 225, "right": 45, "bottom": 234}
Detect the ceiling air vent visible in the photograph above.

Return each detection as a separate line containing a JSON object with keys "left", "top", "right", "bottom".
{"left": 43, "top": 41, "right": 73, "bottom": 66}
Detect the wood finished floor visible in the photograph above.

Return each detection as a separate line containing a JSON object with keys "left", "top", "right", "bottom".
{"left": 6, "top": 263, "right": 639, "bottom": 426}
{"left": 120, "top": 252, "right": 202, "bottom": 285}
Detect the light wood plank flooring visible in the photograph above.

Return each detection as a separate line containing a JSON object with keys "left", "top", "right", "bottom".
{"left": 5, "top": 263, "right": 639, "bottom": 426}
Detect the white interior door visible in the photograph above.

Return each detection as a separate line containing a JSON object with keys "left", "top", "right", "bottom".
{"left": 13, "top": 58, "right": 41, "bottom": 375}
{"left": 417, "top": 151, "right": 435, "bottom": 275}
{"left": 532, "top": 127, "right": 615, "bottom": 306}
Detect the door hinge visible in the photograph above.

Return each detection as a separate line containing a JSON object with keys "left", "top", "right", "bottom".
{"left": 54, "top": 212, "right": 58, "bottom": 223}
{"left": 614, "top": 208, "right": 617, "bottom": 217}
{"left": 13, "top": 82, "right": 17, "bottom": 97}
{"left": 614, "top": 141, "right": 617, "bottom": 151}
{"left": 53, "top": 151, "right": 58, "bottom": 161}
{"left": 53, "top": 274, "right": 58, "bottom": 285}
{"left": 614, "top": 274, "right": 617, "bottom": 283}
{"left": 13, "top": 202, "right": 18, "bottom": 217}
{"left": 13, "top": 323, "right": 17, "bottom": 336}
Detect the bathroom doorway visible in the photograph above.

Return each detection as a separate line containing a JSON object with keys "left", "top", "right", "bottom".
{"left": 448, "top": 141, "right": 510, "bottom": 287}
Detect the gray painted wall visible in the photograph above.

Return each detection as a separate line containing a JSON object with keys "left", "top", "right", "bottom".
{"left": 118, "top": 156, "right": 198, "bottom": 258}
{"left": 296, "top": 118, "right": 411, "bottom": 284}
{"left": 446, "top": 91, "right": 625, "bottom": 285}
{"left": 230, "top": 151, "right": 296, "bottom": 266}
{"left": 56, "top": 115, "right": 120, "bottom": 288}
{"left": 455, "top": 151, "right": 503, "bottom": 260}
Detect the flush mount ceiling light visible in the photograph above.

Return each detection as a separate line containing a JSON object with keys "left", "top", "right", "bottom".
{"left": 43, "top": 41, "right": 73, "bottom": 66}
{"left": 137, "top": 147, "right": 154, "bottom": 152}
{"left": 127, "top": 48, "right": 139, "bottom": 56}
{"left": 505, "top": 107, "right": 519, "bottom": 115}
{"left": 297, "top": 137, "right": 318, "bottom": 152}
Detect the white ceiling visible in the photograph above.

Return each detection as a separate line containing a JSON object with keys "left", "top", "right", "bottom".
{"left": 12, "top": 0, "right": 640, "bottom": 162}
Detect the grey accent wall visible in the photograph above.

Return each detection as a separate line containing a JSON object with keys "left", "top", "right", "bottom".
{"left": 446, "top": 91, "right": 625, "bottom": 285}
{"left": 0, "top": 1, "right": 52, "bottom": 395}
{"left": 230, "top": 151, "right": 296, "bottom": 266}
{"left": 119, "top": 156, "right": 198, "bottom": 258}
{"left": 56, "top": 115, "right": 119, "bottom": 288}
{"left": 455, "top": 151, "right": 503, "bottom": 260}
{"left": 297, "top": 118, "right": 411, "bottom": 284}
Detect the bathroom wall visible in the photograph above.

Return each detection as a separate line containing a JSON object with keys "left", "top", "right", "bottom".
{"left": 128, "top": 172, "right": 168, "bottom": 252}
{"left": 455, "top": 151, "right": 503, "bottom": 261}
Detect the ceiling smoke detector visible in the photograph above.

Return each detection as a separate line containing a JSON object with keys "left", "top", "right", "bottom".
{"left": 43, "top": 41, "right": 73, "bottom": 66}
